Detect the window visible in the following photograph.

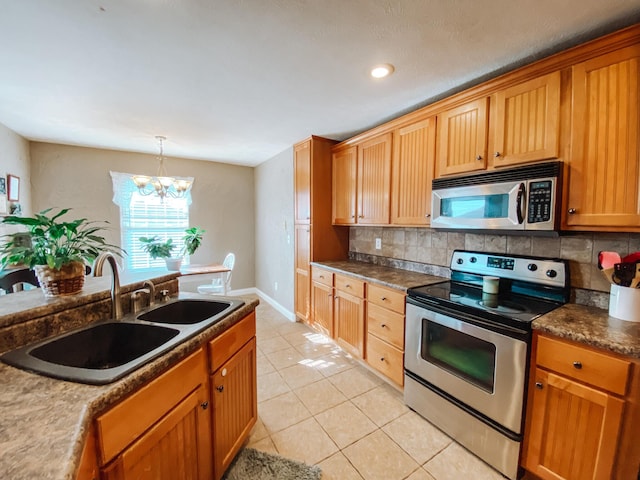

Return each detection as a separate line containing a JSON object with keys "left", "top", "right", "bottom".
{"left": 111, "top": 171, "right": 193, "bottom": 270}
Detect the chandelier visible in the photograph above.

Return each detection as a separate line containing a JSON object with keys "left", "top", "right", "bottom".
{"left": 131, "top": 136, "right": 193, "bottom": 200}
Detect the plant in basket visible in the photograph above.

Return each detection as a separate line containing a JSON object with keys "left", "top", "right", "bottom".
{"left": 0, "top": 208, "right": 124, "bottom": 297}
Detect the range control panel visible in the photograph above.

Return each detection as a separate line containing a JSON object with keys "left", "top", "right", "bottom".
{"left": 451, "top": 250, "right": 567, "bottom": 288}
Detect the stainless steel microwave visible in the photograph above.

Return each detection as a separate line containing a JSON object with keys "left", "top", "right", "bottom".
{"left": 431, "top": 161, "right": 562, "bottom": 232}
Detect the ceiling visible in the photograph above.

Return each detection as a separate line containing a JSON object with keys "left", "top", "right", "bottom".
{"left": 0, "top": 1, "right": 639, "bottom": 167}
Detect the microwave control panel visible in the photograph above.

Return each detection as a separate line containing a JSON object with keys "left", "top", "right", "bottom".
{"left": 527, "top": 180, "right": 553, "bottom": 223}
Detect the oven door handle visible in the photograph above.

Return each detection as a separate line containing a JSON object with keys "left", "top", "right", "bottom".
{"left": 406, "top": 296, "right": 530, "bottom": 339}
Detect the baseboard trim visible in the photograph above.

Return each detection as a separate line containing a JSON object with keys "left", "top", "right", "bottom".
{"left": 253, "top": 289, "right": 296, "bottom": 322}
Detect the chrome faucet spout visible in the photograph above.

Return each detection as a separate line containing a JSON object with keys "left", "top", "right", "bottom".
{"left": 93, "top": 252, "right": 123, "bottom": 320}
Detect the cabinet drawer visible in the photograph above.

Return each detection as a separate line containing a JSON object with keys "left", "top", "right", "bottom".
{"left": 312, "top": 267, "right": 333, "bottom": 287}
{"left": 367, "top": 303, "right": 404, "bottom": 350}
{"left": 95, "top": 348, "right": 207, "bottom": 466}
{"left": 366, "top": 333, "right": 404, "bottom": 386}
{"left": 367, "top": 284, "right": 405, "bottom": 314}
{"left": 209, "top": 312, "right": 256, "bottom": 373}
{"left": 536, "top": 335, "right": 631, "bottom": 396}
{"left": 335, "top": 274, "right": 365, "bottom": 298}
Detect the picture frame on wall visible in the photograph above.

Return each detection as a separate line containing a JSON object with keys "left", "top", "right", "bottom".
{"left": 7, "top": 174, "right": 19, "bottom": 202}
{"left": 0, "top": 177, "right": 5, "bottom": 195}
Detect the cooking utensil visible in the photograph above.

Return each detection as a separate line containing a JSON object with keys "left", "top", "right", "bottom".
{"left": 630, "top": 263, "right": 640, "bottom": 288}
{"left": 622, "top": 252, "right": 640, "bottom": 264}
{"left": 601, "top": 267, "right": 616, "bottom": 284}
{"left": 598, "top": 251, "right": 621, "bottom": 270}
{"left": 613, "top": 262, "right": 638, "bottom": 287}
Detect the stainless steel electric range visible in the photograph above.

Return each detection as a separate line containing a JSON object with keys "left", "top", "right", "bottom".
{"left": 404, "top": 250, "right": 570, "bottom": 479}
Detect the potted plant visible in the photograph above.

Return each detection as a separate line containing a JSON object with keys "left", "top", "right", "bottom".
{"left": 181, "top": 227, "right": 205, "bottom": 257}
{"left": 138, "top": 236, "right": 180, "bottom": 270}
{"left": 0, "top": 208, "right": 124, "bottom": 297}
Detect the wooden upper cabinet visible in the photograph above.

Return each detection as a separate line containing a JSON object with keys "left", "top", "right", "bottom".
{"left": 357, "top": 133, "right": 392, "bottom": 224}
{"left": 332, "top": 146, "right": 358, "bottom": 224}
{"left": 437, "top": 97, "right": 489, "bottom": 176}
{"left": 566, "top": 46, "right": 640, "bottom": 230}
{"left": 493, "top": 71, "right": 561, "bottom": 167}
{"left": 294, "top": 140, "right": 311, "bottom": 224}
{"left": 391, "top": 117, "right": 436, "bottom": 225}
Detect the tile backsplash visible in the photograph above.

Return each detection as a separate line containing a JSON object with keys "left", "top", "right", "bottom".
{"left": 349, "top": 226, "right": 640, "bottom": 298}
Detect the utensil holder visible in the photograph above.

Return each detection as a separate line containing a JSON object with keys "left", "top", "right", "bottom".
{"left": 608, "top": 284, "right": 640, "bottom": 322}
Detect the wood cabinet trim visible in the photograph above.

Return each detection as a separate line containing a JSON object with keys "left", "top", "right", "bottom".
{"left": 208, "top": 311, "right": 256, "bottom": 373}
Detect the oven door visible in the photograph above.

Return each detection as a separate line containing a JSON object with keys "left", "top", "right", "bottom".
{"left": 405, "top": 301, "right": 528, "bottom": 434}
{"left": 431, "top": 181, "right": 525, "bottom": 230}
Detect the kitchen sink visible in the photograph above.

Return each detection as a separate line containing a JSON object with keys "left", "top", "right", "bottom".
{"left": 0, "top": 295, "right": 245, "bottom": 384}
{"left": 137, "top": 299, "right": 236, "bottom": 324}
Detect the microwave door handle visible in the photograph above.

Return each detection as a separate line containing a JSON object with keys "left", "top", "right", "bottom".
{"left": 516, "top": 183, "right": 525, "bottom": 224}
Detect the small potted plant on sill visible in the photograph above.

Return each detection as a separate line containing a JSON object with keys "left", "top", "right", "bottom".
{"left": 181, "top": 227, "right": 205, "bottom": 257}
{"left": 138, "top": 236, "right": 179, "bottom": 270}
{"left": 0, "top": 208, "right": 124, "bottom": 297}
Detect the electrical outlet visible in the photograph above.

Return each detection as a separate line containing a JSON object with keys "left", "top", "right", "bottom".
{"left": 375, "top": 238, "right": 382, "bottom": 250}
{"left": 274, "top": 281, "right": 278, "bottom": 291}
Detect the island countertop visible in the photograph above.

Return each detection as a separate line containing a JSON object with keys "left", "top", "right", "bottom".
{"left": 0, "top": 292, "right": 259, "bottom": 480}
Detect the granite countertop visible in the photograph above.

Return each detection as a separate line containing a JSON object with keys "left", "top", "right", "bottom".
{"left": 533, "top": 303, "right": 640, "bottom": 358}
{"left": 312, "top": 260, "right": 447, "bottom": 291}
{"left": 0, "top": 293, "right": 259, "bottom": 480}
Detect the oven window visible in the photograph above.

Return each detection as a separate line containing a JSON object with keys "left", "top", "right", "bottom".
{"left": 440, "top": 194, "right": 508, "bottom": 219}
{"left": 421, "top": 320, "right": 496, "bottom": 393}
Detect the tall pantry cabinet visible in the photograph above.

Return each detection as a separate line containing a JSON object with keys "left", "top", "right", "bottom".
{"left": 294, "top": 136, "right": 349, "bottom": 322}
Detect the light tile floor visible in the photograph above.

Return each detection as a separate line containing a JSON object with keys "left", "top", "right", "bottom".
{"left": 247, "top": 298, "right": 506, "bottom": 480}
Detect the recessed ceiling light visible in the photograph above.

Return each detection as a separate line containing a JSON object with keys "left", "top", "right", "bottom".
{"left": 371, "top": 64, "right": 395, "bottom": 78}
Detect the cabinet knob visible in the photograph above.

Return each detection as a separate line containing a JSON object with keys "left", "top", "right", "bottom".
{"left": 381, "top": 297, "right": 387, "bottom": 301}
{"left": 381, "top": 323, "right": 387, "bottom": 329}
{"left": 345, "top": 284, "right": 351, "bottom": 288}
{"left": 380, "top": 356, "right": 385, "bottom": 362}
{"left": 494, "top": 152, "right": 501, "bottom": 157}
{"left": 319, "top": 275, "right": 324, "bottom": 278}
{"left": 568, "top": 208, "right": 577, "bottom": 214}
{"left": 573, "top": 361, "right": 582, "bottom": 369}
{"left": 351, "top": 215, "right": 355, "bottom": 219}
{"left": 425, "top": 214, "right": 431, "bottom": 218}
{"left": 327, "top": 293, "right": 332, "bottom": 297}
{"left": 535, "top": 382, "right": 543, "bottom": 390}
{"left": 358, "top": 215, "right": 364, "bottom": 219}
{"left": 216, "top": 385, "right": 224, "bottom": 393}
{"left": 200, "top": 401, "right": 209, "bottom": 410}
{"left": 475, "top": 155, "right": 483, "bottom": 161}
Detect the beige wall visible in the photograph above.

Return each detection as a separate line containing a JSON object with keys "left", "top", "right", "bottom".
{"left": 0, "top": 122, "right": 31, "bottom": 236}
{"left": 29, "top": 142, "right": 255, "bottom": 290}
{"left": 254, "top": 147, "right": 294, "bottom": 311}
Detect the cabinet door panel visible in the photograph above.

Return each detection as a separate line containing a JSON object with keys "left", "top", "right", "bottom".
{"left": 212, "top": 338, "right": 257, "bottom": 480}
{"left": 567, "top": 46, "right": 640, "bottom": 228}
{"left": 391, "top": 118, "right": 436, "bottom": 225}
{"left": 525, "top": 370, "right": 624, "bottom": 480}
{"left": 294, "top": 225, "right": 310, "bottom": 321}
{"left": 332, "top": 147, "right": 357, "bottom": 224}
{"left": 294, "top": 140, "right": 311, "bottom": 223}
{"left": 311, "top": 281, "right": 333, "bottom": 337}
{"left": 437, "top": 98, "right": 488, "bottom": 176}
{"left": 334, "top": 291, "right": 365, "bottom": 358}
{"left": 494, "top": 71, "right": 560, "bottom": 166}
{"left": 103, "top": 386, "right": 212, "bottom": 480}
{"left": 357, "top": 133, "right": 392, "bottom": 224}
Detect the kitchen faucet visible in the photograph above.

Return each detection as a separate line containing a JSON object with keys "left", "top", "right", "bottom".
{"left": 93, "top": 252, "right": 123, "bottom": 320}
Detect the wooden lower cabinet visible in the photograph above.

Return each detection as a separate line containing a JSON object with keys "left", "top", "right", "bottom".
{"left": 92, "top": 311, "right": 258, "bottom": 480}
{"left": 96, "top": 349, "right": 213, "bottom": 480}
{"left": 523, "top": 333, "right": 634, "bottom": 480}
{"left": 311, "top": 279, "right": 334, "bottom": 337}
{"left": 334, "top": 289, "right": 365, "bottom": 358}
{"left": 211, "top": 338, "right": 257, "bottom": 480}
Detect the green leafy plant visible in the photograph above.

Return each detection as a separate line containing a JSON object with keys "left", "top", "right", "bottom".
{"left": 139, "top": 236, "right": 175, "bottom": 259}
{"left": 181, "top": 227, "right": 205, "bottom": 256}
{"left": 0, "top": 208, "right": 124, "bottom": 270}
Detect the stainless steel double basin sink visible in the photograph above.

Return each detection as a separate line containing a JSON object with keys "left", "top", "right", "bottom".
{"left": 0, "top": 296, "right": 245, "bottom": 384}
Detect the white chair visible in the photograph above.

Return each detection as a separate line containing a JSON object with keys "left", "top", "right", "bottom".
{"left": 197, "top": 253, "right": 235, "bottom": 295}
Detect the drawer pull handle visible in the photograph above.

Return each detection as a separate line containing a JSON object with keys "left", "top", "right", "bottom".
{"left": 381, "top": 297, "right": 387, "bottom": 301}
{"left": 200, "top": 401, "right": 209, "bottom": 410}
{"left": 573, "top": 361, "right": 582, "bottom": 369}
{"left": 535, "top": 382, "right": 543, "bottom": 390}
{"left": 216, "top": 385, "right": 224, "bottom": 393}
